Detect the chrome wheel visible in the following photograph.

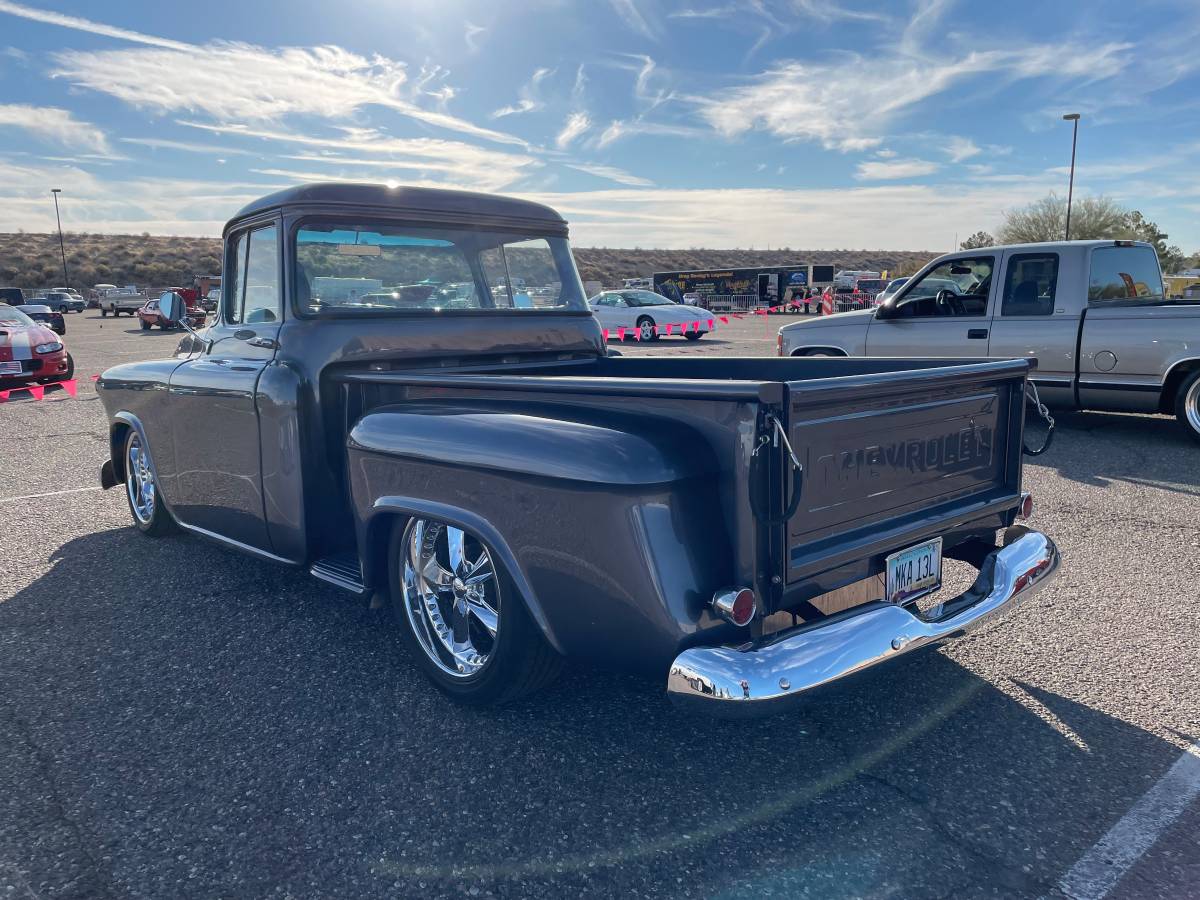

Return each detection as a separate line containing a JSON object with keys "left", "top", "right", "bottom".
{"left": 1186, "top": 376, "right": 1200, "bottom": 435}
{"left": 401, "top": 519, "right": 500, "bottom": 678}
{"left": 637, "top": 318, "right": 656, "bottom": 341}
{"left": 125, "top": 433, "right": 155, "bottom": 525}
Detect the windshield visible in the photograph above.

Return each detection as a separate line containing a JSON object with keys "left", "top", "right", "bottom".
{"left": 0, "top": 303, "right": 34, "bottom": 327}
{"left": 295, "top": 222, "right": 587, "bottom": 315}
{"left": 613, "top": 290, "right": 673, "bottom": 307}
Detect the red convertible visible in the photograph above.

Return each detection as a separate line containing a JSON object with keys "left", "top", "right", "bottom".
{"left": 0, "top": 303, "right": 74, "bottom": 384}
{"left": 138, "top": 293, "right": 207, "bottom": 331}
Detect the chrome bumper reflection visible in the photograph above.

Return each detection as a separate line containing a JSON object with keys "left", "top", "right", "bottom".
{"left": 667, "top": 527, "right": 1060, "bottom": 717}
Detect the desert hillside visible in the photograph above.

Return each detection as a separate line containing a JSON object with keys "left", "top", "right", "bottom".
{"left": 0, "top": 232, "right": 939, "bottom": 292}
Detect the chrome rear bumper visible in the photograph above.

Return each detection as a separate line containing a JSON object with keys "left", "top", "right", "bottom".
{"left": 667, "top": 527, "right": 1059, "bottom": 717}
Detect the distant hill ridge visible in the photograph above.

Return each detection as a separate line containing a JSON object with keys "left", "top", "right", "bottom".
{"left": 0, "top": 232, "right": 939, "bottom": 291}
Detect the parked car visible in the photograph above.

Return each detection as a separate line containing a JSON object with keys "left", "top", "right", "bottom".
{"left": 20, "top": 304, "right": 66, "bottom": 335}
{"left": 778, "top": 240, "right": 1200, "bottom": 443}
{"left": 89, "top": 283, "right": 117, "bottom": 309}
{"left": 39, "top": 290, "right": 85, "bottom": 313}
{"left": 874, "top": 277, "right": 910, "bottom": 305}
{"left": 588, "top": 289, "right": 711, "bottom": 340}
{"left": 99, "top": 289, "right": 149, "bottom": 317}
{"left": 0, "top": 303, "right": 74, "bottom": 384}
{"left": 138, "top": 294, "right": 207, "bottom": 330}
{"left": 95, "top": 183, "right": 1059, "bottom": 716}
{"left": 0, "top": 287, "right": 25, "bottom": 306}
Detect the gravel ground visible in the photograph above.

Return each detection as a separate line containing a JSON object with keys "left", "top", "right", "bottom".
{"left": 1, "top": 310, "right": 1198, "bottom": 899}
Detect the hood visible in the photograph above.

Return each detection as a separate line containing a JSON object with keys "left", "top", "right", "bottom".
{"left": 779, "top": 308, "right": 874, "bottom": 332}
{"left": 0, "top": 322, "right": 59, "bottom": 362}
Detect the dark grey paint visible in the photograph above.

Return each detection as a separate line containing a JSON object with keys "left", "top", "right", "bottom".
{"left": 97, "top": 183, "right": 1035, "bottom": 674}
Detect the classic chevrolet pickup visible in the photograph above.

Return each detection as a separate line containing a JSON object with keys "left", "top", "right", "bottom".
{"left": 778, "top": 240, "right": 1200, "bottom": 443}
{"left": 96, "top": 183, "right": 1060, "bottom": 715}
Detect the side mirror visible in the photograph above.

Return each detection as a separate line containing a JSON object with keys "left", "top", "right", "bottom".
{"left": 160, "top": 292, "right": 185, "bottom": 323}
{"left": 874, "top": 300, "right": 898, "bottom": 320}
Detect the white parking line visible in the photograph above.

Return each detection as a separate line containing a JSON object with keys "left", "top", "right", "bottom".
{"left": 1056, "top": 741, "right": 1200, "bottom": 899}
{"left": 0, "top": 485, "right": 102, "bottom": 503}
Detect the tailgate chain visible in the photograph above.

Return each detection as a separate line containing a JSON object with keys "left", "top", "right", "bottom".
{"left": 1022, "top": 381, "right": 1056, "bottom": 456}
{"left": 750, "top": 413, "right": 804, "bottom": 525}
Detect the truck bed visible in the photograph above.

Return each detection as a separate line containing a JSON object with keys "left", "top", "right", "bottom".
{"left": 335, "top": 355, "right": 1030, "bottom": 622}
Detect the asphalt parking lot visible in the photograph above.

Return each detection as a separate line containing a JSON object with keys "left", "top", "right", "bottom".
{"left": 2, "top": 310, "right": 1198, "bottom": 899}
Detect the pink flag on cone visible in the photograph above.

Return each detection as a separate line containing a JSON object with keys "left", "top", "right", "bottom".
{"left": 0, "top": 390, "right": 8, "bottom": 402}
{"left": 59, "top": 379, "right": 78, "bottom": 397}
{"left": 665, "top": 323, "right": 674, "bottom": 335}
{"left": 27, "top": 385, "right": 44, "bottom": 401}
{"left": 617, "top": 326, "right": 626, "bottom": 340}
{"left": 719, "top": 316, "right": 729, "bottom": 324}
{"left": 90, "top": 374, "right": 100, "bottom": 382}
{"left": 602, "top": 328, "right": 610, "bottom": 341}
{"left": 707, "top": 319, "right": 715, "bottom": 330}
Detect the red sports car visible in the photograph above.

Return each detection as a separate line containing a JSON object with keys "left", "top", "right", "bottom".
{"left": 137, "top": 294, "right": 207, "bottom": 330}
{"left": 0, "top": 303, "right": 74, "bottom": 385}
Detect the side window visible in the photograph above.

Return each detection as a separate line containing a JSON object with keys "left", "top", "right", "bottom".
{"left": 479, "top": 247, "right": 513, "bottom": 308}
{"left": 1089, "top": 246, "right": 1164, "bottom": 303}
{"left": 243, "top": 226, "right": 280, "bottom": 324}
{"left": 895, "top": 256, "right": 994, "bottom": 318}
{"left": 225, "top": 232, "right": 248, "bottom": 324}
{"left": 1002, "top": 253, "right": 1058, "bottom": 317}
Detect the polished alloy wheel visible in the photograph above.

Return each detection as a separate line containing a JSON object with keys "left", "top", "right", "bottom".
{"left": 1186, "top": 376, "right": 1200, "bottom": 435}
{"left": 637, "top": 318, "right": 656, "bottom": 341}
{"left": 401, "top": 519, "right": 500, "bottom": 678}
{"left": 125, "top": 433, "right": 156, "bottom": 525}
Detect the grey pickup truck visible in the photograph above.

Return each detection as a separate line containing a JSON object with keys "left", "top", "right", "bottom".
{"left": 778, "top": 240, "right": 1200, "bottom": 443}
{"left": 96, "top": 183, "right": 1060, "bottom": 716}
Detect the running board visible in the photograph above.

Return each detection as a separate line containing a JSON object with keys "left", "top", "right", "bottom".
{"left": 310, "top": 553, "right": 368, "bottom": 595}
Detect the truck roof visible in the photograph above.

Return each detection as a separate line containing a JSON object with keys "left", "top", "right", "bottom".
{"left": 230, "top": 183, "right": 569, "bottom": 235}
{"left": 949, "top": 239, "right": 1156, "bottom": 254}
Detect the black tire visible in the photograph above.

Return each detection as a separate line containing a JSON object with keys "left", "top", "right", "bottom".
{"left": 140, "top": 319, "right": 151, "bottom": 331}
{"left": 635, "top": 316, "right": 659, "bottom": 342}
{"left": 121, "top": 429, "right": 176, "bottom": 536}
{"left": 1175, "top": 369, "right": 1200, "bottom": 445}
{"left": 388, "top": 518, "right": 562, "bottom": 706}
{"left": 684, "top": 331, "right": 703, "bottom": 341}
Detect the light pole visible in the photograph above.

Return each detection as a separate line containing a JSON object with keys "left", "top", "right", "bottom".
{"left": 50, "top": 188, "right": 69, "bottom": 286}
{"left": 1062, "top": 113, "right": 1080, "bottom": 241}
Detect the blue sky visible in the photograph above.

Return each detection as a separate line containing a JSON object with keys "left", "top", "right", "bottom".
{"left": 0, "top": 0, "right": 1197, "bottom": 250}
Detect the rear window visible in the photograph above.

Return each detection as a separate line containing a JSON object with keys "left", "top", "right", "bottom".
{"left": 1088, "top": 246, "right": 1164, "bottom": 305}
{"left": 294, "top": 222, "right": 587, "bottom": 315}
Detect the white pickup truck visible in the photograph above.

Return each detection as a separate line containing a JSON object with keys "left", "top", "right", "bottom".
{"left": 99, "top": 288, "right": 149, "bottom": 317}
{"left": 778, "top": 240, "right": 1200, "bottom": 443}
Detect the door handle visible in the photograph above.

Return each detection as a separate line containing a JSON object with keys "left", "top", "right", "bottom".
{"left": 967, "top": 328, "right": 989, "bottom": 340}
{"left": 246, "top": 336, "right": 280, "bottom": 350}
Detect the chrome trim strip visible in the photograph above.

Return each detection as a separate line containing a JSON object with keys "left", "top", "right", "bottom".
{"left": 310, "top": 561, "right": 368, "bottom": 595}
{"left": 667, "top": 527, "right": 1059, "bottom": 717}
{"left": 175, "top": 520, "right": 298, "bottom": 565}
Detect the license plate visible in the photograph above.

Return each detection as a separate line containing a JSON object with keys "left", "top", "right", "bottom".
{"left": 886, "top": 537, "right": 942, "bottom": 605}
{"left": 0, "top": 361, "right": 21, "bottom": 376}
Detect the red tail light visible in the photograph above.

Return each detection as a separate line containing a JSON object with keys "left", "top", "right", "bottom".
{"left": 712, "top": 587, "right": 757, "bottom": 627}
{"left": 1017, "top": 491, "right": 1034, "bottom": 521}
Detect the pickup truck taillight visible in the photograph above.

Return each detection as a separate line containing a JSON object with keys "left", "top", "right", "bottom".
{"left": 1017, "top": 491, "right": 1034, "bottom": 521}
{"left": 776, "top": 333, "right": 783, "bottom": 356}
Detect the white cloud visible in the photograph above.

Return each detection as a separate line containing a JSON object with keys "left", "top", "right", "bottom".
{"left": 464, "top": 21, "right": 485, "bottom": 53}
{"left": 564, "top": 162, "right": 654, "bottom": 187}
{"left": 178, "top": 122, "right": 540, "bottom": 191}
{"left": 609, "top": 0, "right": 656, "bottom": 38}
{"left": 855, "top": 158, "right": 939, "bottom": 180}
{"left": 696, "top": 40, "right": 1134, "bottom": 151}
{"left": 52, "top": 42, "right": 525, "bottom": 148}
{"left": 0, "top": 103, "right": 111, "bottom": 155}
{"left": 491, "top": 67, "right": 554, "bottom": 119}
{"left": 874, "top": 148, "right": 897, "bottom": 159}
{"left": 944, "top": 136, "right": 981, "bottom": 163}
{"left": 0, "top": 0, "right": 190, "bottom": 50}
{"left": 555, "top": 112, "right": 592, "bottom": 149}
{"left": 120, "top": 136, "right": 252, "bottom": 156}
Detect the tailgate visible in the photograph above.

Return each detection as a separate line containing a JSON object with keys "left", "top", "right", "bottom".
{"left": 783, "top": 359, "right": 1029, "bottom": 583}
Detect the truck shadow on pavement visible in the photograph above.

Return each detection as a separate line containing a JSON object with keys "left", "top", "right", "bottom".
{"left": 0, "top": 526, "right": 1192, "bottom": 899}
{"left": 1029, "top": 409, "right": 1200, "bottom": 495}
